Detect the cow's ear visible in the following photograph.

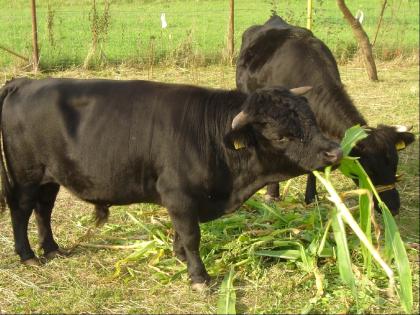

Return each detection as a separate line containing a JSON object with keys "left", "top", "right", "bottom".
{"left": 395, "top": 131, "right": 415, "bottom": 151}
{"left": 223, "top": 128, "right": 255, "bottom": 151}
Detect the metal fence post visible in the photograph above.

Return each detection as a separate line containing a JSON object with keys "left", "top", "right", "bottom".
{"left": 30, "top": 0, "right": 39, "bottom": 71}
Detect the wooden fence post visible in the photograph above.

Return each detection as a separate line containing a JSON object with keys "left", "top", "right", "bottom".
{"left": 30, "top": 0, "right": 39, "bottom": 72}
{"left": 307, "top": 0, "right": 313, "bottom": 30}
{"left": 227, "top": 0, "right": 234, "bottom": 61}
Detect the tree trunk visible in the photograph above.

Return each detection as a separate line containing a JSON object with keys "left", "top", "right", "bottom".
{"left": 336, "top": 0, "right": 378, "bottom": 81}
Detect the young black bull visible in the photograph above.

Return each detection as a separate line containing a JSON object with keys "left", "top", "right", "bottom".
{"left": 236, "top": 15, "right": 415, "bottom": 215}
{"left": 0, "top": 78, "right": 342, "bottom": 289}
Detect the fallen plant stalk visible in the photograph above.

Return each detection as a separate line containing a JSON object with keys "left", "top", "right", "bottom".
{"left": 313, "top": 170, "right": 395, "bottom": 297}
{"left": 80, "top": 243, "right": 146, "bottom": 250}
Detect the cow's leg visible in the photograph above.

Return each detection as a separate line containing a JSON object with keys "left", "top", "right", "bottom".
{"left": 167, "top": 208, "right": 210, "bottom": 287}
{"left": 9, "top": 186, "right": 38, "bottom": 264}
{"left": 173, "top": 231, "right": 187, "bottom": 262}
{"left": 34, "top": 183, "right": 61, "bottom": 259}
{"left": 265, "top": 182, "right": 280, "bottom": 201}
{"left": 304, "top": 173, "right": 317, "bottom": 204}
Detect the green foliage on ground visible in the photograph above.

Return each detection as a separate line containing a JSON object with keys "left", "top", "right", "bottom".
{"left": 0, "top": 0, "right": 418, "bottom": 69}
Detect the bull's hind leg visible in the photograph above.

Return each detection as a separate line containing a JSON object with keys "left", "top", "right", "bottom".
{"left": 265, "top": 182, "right": 280, "bottom": 201}
{"left": 34, "top": 183, "right": 62, "bottom": 259}
{"left": 9, "top": 186, "right": 39, "bottom": 264}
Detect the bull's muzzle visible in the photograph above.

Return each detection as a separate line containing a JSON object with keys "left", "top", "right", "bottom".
{"left": 322, "top": 147, "right": 343, "bottom": 165}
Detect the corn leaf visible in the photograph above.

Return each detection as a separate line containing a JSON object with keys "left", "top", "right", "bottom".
{"left": 114, "top": 240, "right": 157, "bottom": 277}
{"left": 358, "top": 177, "right": 373, "bottom": 275}
{"left": 340, "top": 124, "right": 368, "bottom": 156}
{"left": 255, "top": 249, "right": 301, "bottom": 260}
{"left": 217, "top": 266, "right": 236, "bottom": 315}
{"left": 380, "top": 201, "right": 413, "bottom": 314}
{"left": 330, "top": 209, "right": 357, "bottom": 295}
{"left": 245, "top": 198, "right": 288, "bottom": 223}
{"left": 339, "top": 157, "right": 412, "bottom": 313}
{"left": 336, "top": 125, "right": 412, "bottom": 313}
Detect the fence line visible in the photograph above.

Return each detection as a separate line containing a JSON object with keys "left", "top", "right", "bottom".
{"left": 0, "top": 0, "right": 418, "bottom": 69}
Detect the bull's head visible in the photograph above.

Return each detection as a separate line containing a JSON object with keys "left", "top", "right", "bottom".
{"left": 352, "top": 125, "right": 415, "bottom": 215}
{"left": 225, "top": 86, "right": 343, "bottom": 172}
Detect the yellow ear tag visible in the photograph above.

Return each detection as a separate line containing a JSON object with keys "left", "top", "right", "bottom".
{"left": 234, "top": 139, "right": 246, "bottom": 150}
{"left": 395, "top": 140, "right": 406, "bottom": 151}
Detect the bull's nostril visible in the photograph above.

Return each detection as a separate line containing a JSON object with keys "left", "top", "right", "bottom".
{"left": 323, "top": 148, "right": 343, "bottom": 164}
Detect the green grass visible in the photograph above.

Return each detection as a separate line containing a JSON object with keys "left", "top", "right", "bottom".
{"left": 0, "top": 0, "right": 418, "bottom": 69}
{"left": 0, "top": 61, "right": 418, "bottom": 313}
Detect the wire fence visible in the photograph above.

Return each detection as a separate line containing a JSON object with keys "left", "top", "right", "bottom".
{"left": 0, "top": 0, "right": 418, "bottom": 69}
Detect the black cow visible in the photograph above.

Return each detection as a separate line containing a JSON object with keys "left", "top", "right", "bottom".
{"left": 236, "top": 15, "right": 415, "bottom": 215}
{"left": 0, "top": 78, "right": 342, "bottom": 289}
{"left": 0, "top": 79, "right": 342, "bottom": 286}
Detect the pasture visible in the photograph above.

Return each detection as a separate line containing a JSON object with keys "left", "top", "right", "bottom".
{"left": 0, "top": 60, "right": 418, "bottom": 314}
{"left": 0, "top": 0, "right": 419, "bottom": 68}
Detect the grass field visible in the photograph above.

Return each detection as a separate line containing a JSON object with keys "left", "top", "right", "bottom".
{"left": 0, "top": 0, "right": 419, "bottom": 69}
{"left": 0, "top": 60, "right": 418, "bottom": 314}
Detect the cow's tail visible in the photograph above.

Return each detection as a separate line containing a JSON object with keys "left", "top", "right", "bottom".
{"left": 0, "top": 83, "right": 14, "bottom": 213}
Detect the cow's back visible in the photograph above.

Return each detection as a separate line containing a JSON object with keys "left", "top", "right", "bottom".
{"left": 1, "top": 78, "right": 230, "bottom": 205}
{"left": 237, "top": 21, "right": 341, "bottom": 94}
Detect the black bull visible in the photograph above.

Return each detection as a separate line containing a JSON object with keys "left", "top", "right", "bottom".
{"left": 236, "top": 15, "right": 415, "bottom": 215}
{"left": 0, "top": 78, "right": 342, "bottom": 287}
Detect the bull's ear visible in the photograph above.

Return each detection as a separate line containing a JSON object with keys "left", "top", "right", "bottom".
{"left": 395, "top": 130, "right": 415, "bottom": 151}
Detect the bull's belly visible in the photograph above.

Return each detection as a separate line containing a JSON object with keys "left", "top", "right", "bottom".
{"left": 42, "top": 167, "right": 161, "bottom": 206}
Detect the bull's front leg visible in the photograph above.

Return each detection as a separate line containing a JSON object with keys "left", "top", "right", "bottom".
{"left": 304, "top": 173, "right": 318, "bottom": 204}
{"left": 173, "top": 231, "right": 187, "bottom": 262}
{"left": 167, "top": 207, "right": 210, "bottom": 289}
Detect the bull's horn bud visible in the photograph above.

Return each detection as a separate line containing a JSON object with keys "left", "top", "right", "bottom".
{"left": 231, "top": 111, "right": 249, "bottom": 130}
{"left": 392, "top": 125, "right": 413, "bottom": 133}
{"left": 290, "top": 86, "right": 312, "bottom": 96}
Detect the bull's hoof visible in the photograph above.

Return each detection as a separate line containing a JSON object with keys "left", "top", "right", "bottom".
{"left": 44, "top": 248, "right": 69, "bottom": 260}
{"left": 304, "top": 197, "right": 315, "bottom": 205}
{"left": 174, "top": 251, "right": 187, "bottom": 262}
{"left": 191, "top": 282, "right": 208, "bottom": 292}
{"left": 22, "top": 257, "right": 41, "bottom": 266}
{"left": 264, "top": 194, "right": 280, "bottom": 202}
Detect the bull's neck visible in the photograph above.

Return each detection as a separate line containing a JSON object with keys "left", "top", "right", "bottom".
{"left": 308, "top": 85, "right": 367, "bottom": 139}
{"left": 223, "top": 149, "right": 302, "bottom": 212}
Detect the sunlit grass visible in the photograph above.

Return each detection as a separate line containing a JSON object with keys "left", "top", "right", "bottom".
{"left": 0, "top": 0, "right": 418, "bottom": 68}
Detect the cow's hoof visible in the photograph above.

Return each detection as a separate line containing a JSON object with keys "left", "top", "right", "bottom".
{"left": 191, "top": 282, "right": 208, "bottom": 292}
{"left": 22, "top": 258, "right": 41, "bottom": 266}
{"left": 175, "top": 252, "right": 187, "bottom": 262}
{"left": 44, "top": 248, "right": 68, "bottom": 260}
{"left": 264, "top": 194, "right": 279, "bottom": 202}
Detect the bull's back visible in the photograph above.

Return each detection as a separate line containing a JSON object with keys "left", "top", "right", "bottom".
{"left": 1, "top": 78, "right": 209, "bottom": 205}
{"left": 237, "top": 25, "right": 341, "bottom": 93}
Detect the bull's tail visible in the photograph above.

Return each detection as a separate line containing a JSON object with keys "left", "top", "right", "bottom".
{"left": 0, "top": 83, "right": 14, "bottom": 212}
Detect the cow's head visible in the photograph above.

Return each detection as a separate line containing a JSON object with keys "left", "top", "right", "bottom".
{"left": 352, "top": 125, "right": 415, "bottom": 215}
{"left": 225, "top": 86, "right": 342, "bottom": 173}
